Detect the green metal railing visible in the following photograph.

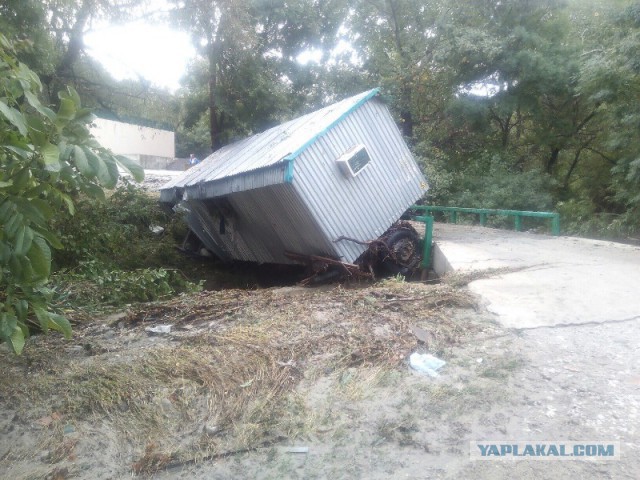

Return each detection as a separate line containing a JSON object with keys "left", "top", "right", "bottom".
{"left": 409, "top": 205, "right": 561, "bottom": 236}
{"left": 406, "top": 206, "right": 561, "bottom": 271}
{"left": 413, "top": 215, "right": 433, "bottom": 269}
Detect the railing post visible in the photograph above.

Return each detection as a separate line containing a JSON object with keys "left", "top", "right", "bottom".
{"left": 418, "top": 215, "right": 433, "bottom": 269}
{"left": 450, "top": 211, "right": 458, "bottom": 224}
{"left": 514, "top": 215, "right": 522, "bottom": 232}
{"left": 479, "top": 213, "right": 487, "bottom": 226}
{"left": 552, "top": 214, "right": 560, "bottom": 236}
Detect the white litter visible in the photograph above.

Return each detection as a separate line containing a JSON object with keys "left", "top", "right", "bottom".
{"left": 145, "top": 325, "right": 172, "bottom": 334}
{"left": 409, "top": 352, "right": 446, "bottom": 377}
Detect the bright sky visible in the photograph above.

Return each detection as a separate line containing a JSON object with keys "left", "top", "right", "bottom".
{"left": 83, "top": 1, "right": 355, "bottom": 93}
{"left": 84, "top": 23, "right": 196, "bottom": 92}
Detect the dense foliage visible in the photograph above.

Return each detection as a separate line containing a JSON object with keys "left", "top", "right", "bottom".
{"left": 166, "top": 0, "right": 640, "bottom": 239}
{"left": 0, "top": 34, "right": 143, "bottom": 353}
{"left": 51, "top": 182, "right": 201, "bottom": 307}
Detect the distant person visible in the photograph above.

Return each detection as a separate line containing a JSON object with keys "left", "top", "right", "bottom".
{"left": 189, "top": 153, "right": 200, "bottom": 167}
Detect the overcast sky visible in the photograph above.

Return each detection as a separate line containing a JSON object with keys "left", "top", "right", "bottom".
{"left": 84, "top": 22, "right": 196, "bottom": 92}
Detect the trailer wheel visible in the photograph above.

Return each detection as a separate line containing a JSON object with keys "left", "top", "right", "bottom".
{"left": 381, "top": 228, "right": 421, "bottom": 275}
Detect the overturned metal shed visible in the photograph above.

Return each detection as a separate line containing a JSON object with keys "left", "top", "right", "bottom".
{"left": 160, "top": 88, "right": 428, "bottom": 265}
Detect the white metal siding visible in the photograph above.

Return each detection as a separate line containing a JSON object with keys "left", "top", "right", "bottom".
{"left": 186, "top": 184, "right": 335, "bottom": 264}
{"left": 162, "top": 90, "right": 427, "bottom": 265}
{"left": 292, "top": 99, "right": 427, "bottom": 263}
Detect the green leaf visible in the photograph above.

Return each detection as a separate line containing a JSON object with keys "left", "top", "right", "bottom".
{"left": 73, "top": 145, "right": 94, "bottom": 177}
{"left": 31, "top": 225, "right": 63, "bottom": 249}
{"left": 56, "top": 98, "right": 75, "bottom": 124}
{"left": 4, "top": 211, "right": 24, "bottom": 237}
{"left": 79, "top": 181, "right": 106, "bottom": 201}
{"left": 116, "top": 155, "right": 145, "bottom": 182}
{"left": 24, "top": 91, "right": 56, "bottom": 122}
{"left": 98, "top": 155, "right": 119, "bottom": 188}
{"left": 85, "top": 148, "right": 106, "bottom": 178}
{"left": 59, "top": 192, "right": 75, "bottom": 215}
{"left": 9, "top": 324, "right": 25, "bottom": 354}
{"left": 66, "top": 86, "right": 82, "bottom": 108}
{"left": 26, "top": 114, "right": 48, "bottom": 147}
{"left": 46, "top": 313, "right": 72, "bottom": 339}
{"left": 0, "top": 313, "right": 23, "bottom": 354}
{"left": 17, "top": 226, "right": 34, "bottom": 256}
{"left": 13, "top": 224, "right": 26, "bottom": 255}
{"left": 0, "top": 199, "right": 15, "bottom": 221}
{"left": 32, "top": 306, "right": 50, "bottom": 333}
{"left": 41, "top": 142, "right": 60, "bottom": 171}
{"left": 0, "top": 241, "right": 11, "bottom": 262}
{"left": 2, "top": 144, "right": 32, "bottom": 159}
{"left": 12, "top": 197, "right": 50, "bottom": 225}
{"left": 0, "top": 100, "right": 28, "bottom": 136}
{"left": 18, "top": 62, "right": 42, "bottom": 92}
{"left": 11, "top": 167, "right": 31, "bottom": 191}
{"left": 13, "top": 298, "right": 28, "bottom": 322}
{"left": 75, "top": 108, "right": 96, "bottom": 124}
{"left": 27, "top": 235, "right": 51, "bottom": 280}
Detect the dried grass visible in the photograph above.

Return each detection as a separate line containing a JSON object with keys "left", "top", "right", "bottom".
{"left": 1, "top": 279, "right": 479, "bottom": 473}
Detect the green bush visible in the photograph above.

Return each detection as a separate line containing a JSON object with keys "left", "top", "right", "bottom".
{"left": 50, "top": 182, "right": 202, "bottom": 308}
{"left": 52, "top": 181, "right": 184, "bottom": 271}
{"left": 0, "top": 34, "right": 143, "bottom": 353}
{"left": 53, "top": 261, "right": 201, "bottom": 307}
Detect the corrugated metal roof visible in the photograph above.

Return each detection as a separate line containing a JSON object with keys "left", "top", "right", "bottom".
{"left": 160, "top": 88, "right": 380, "bottom": 198}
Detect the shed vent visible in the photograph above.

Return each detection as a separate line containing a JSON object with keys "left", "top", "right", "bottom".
{"left": 336, "top": 144, "right": 370, "bottom": 178}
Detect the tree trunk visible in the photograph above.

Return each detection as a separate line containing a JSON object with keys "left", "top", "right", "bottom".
{"left": 563, "top": 147, "right": 583, "bottom": 188}
{"left": 56, "top": 0, "right": 94, "bottom": 77}
{"left": 547, "top": 147, "right": 560, "bottom": 173}
{"left": 208, "top": 46, "right": 221, "bottom": 152}
{"left": 400, "top": 108, "right": 413, "bottom": 139}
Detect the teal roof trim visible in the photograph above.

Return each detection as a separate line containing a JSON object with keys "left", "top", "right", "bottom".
{"left": 283, "top": 88, "right": 380, "bottom": 163}
{"left": 284, "top": 158, "right": 295, "bottom": 183}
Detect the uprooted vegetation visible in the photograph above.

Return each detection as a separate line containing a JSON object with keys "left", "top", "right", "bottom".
{"left": 0, "top": 279, "right": 488, "bottom": 477}
{"left": 49, "top": 182, "right": 204, "bottom": 311}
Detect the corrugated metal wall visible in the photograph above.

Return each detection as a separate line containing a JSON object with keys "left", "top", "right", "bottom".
{"left": 186, "top": 183, "right": 336, "bottom": 264}
{"left": 166, "top": 91, "right": 426, "bottom": 266}
{"left": 292, "top": 98, "right": 427, "bottom": 264}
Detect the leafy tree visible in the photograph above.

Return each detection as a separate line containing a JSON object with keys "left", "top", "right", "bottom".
{"left": 575, "top": 1, "right": 640, "bottom": 232}
{"left": 171, "top": 0, "right": 349, "bottom": 152}
{"left": 0, "top": 35, "right": 143, "bottom": 353}
{"left": 0, "top": 0, "right": 178, "bottom": 131}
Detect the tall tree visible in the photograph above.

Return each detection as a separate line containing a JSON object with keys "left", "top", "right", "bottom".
{"left": 171, "top": 0, "right": 349, "bottom": 152}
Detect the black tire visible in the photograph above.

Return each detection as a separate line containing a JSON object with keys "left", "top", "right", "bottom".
{"left": 380, "top": 228, "right": 421, "bottom": 275}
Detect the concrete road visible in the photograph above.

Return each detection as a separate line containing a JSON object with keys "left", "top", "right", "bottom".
{"left": 432, "top": 223, "right": 640, "bottom": 329}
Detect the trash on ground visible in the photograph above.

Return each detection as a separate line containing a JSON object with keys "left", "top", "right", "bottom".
{"left": 409, "top": 352, "right": 446, "bottom": 377}
{"left": 410, "top": 325, "right": 433, "bottom": 345}
{"left": 145, "top": 325, "right": 172, "bottom": 334}
{"left": 283, "top": 446, "right": 309, "bottom": 454}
